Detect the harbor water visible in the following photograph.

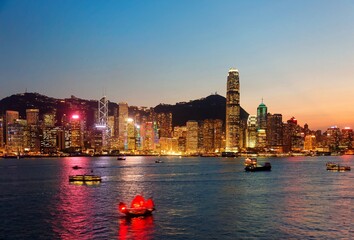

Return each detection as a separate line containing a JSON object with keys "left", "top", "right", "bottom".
{"left": 0, "top": 156, "right": 353, "bottom": 239}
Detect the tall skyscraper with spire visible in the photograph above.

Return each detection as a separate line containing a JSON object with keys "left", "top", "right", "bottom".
{"left": 225, "top": 68, "right": 240, "bottom": 152}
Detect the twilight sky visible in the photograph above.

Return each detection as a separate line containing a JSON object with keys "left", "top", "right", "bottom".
{"left": 1, "top": 0, "right": 354, "bottom": 130}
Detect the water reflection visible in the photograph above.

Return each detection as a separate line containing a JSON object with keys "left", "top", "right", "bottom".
{"left": 50, "top": 157, "right": 98, "bottom": 239}
{"left": 118, "top": 215, "right": 154, "bottom": 240}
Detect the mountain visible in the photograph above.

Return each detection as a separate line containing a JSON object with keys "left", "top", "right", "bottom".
{"left": 0, "top": 92, "right": 58, "bottom": 117}
{"left": 0, "top": 92, "right": 249, "bottom": 127}
{"left": 154, "top": 94, "right": 249, "bottom": 126}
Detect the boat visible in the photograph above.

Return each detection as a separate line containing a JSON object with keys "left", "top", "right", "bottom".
{"left": 117, "top": 156, "right": 126, "bottom": 160}
{"left": 326, "top": 162, "right": 351, "bottom": 171}
{"left": 72, "top": 165, "right": 83, "bottom": 170}
{"left": 155, "top": 160, "right": 163, "bottom": 163}
{"left": 244, "top": 158, "right": 271, "bottom": 172}
{"left": 119, "top": 195, "right": 155, "bottom": 217}
{"left": 69, "top": 174, "right": 102, "bottom": 182}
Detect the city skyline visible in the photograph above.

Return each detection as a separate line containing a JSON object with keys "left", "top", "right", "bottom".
{"left": 1, "top": 0, "right": 354, "bottom": 130}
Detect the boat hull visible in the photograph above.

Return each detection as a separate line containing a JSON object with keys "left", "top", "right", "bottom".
{"left": 245, "top": 166, "right": 271, "bottom": 172}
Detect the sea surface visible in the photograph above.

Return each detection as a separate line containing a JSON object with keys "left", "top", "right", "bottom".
{"left": 0, "top": 156, "right": 353, "bottom": 239}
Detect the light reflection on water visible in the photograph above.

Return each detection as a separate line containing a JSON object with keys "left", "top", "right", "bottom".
{"left": 0, "top": 156, "right": 353, "bottom": 239}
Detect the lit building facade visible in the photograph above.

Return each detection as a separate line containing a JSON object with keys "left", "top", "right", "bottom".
{"left": 201, "top": 119, "right": 223, "bottom": 153}
{"left": 70, "top": 114, "right": 83, "bottom": 149}
{"left": 304, "top": 135, "right": 316, "bottom": 151}
{"left": 186, "top": 120, "right": 199, "bottom": 154}
{"left": 326, "top": 126, "right": 341, "bottom": 152}
{"left": 118, "top": 102, "right": 129, "bottom": 150}
{"left": 141, "top": 121, "right": 155, "bottom": 152}
{"left": 26, "top": 109, "right": 39, "bottom": 125}
{"left": 340, "top": 127, "right": 353, "bottom": 149}
{"left": 225, "top": 68, "right": 240, "bottom": 152}
{"left": 246, "top": 115, "right": 257, "bottom": 148}
{"left": 6, "top": 119, "right": 26, "bottom": 154}
{"left": 126, "top": 118, "right": 136, "bottom": 151}
{"left": 5, "top": 110, "right": 19, "bottom": 145}
{"left": 0, "top": 117, "right": 4, "bottom": 148}
{"left": 267, "top": 113, "right": 283, "bottom": 151}
{"left": 256, "top": 101, "right": 267, "bottom": 149}
{"left": 157, "top": 112, "right": 173, "bottom": 138}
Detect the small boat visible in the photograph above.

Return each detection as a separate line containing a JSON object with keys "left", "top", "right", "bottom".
{"left": 69, "top": 174, "right": 102, "bottom": 182}
{"left": 72, "top": 165, "right": 83, "bottom": 170}
{"left": 119, "top": 195, "right": 155, "bottom": 217}
{"left": 326, "top": 162, "right": 351, "bottom": 171}
{"left": 155, "top": 160, "right": 163, "bottom": 163}
{"left": 117, "top": 156, "right": 126, "bottom": 160}
{"left": 244, "top": 158, "right": 271, "bottom": 172}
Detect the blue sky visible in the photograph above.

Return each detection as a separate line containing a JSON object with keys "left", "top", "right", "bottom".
{"left": 1, "top": 0, "right": 354, "bottom": 130}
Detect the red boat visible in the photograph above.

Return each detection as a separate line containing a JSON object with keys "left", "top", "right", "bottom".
{"left": 119, "top": 195, "right": 155, "bottom": 217}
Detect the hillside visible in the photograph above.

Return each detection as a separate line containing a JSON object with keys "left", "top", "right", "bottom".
{"left": 154, "top": 94, "right": 249, "bottom": 126}
{"left": 0, "top": 92, "right": 249, "bottom": 127}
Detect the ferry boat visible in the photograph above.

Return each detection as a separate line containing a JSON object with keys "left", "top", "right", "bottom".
{"left": 244, "top": 158, "right": 271, "bottom": 172}
{"left": 119, "top": 195, "right": 155, "bottom": 217}
{"left": 69, "top": 174, "right": 102, "bottom": 182}
{"left": 326, "top": 162, "right": 351, "bottom": 171}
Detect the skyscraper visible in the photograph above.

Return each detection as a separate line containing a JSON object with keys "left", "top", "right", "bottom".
{"left": 186, "top": 120, "right": 199, "bottom": 154}
{"left": 26, "top": 109, "right": 39, "bottom": 125}
{"left": 256, "top": 100, "right": 268, "bottom": 149}
{"left": 5, "top": 110, "right": 19, "bottom": 145}
{"left": 225, "top": 68, "right": 240, "bottom": 152}
{"left": 246, "top": 115, "right": 257, "bottom": 148}
{"left": 118, "top": 102, "right": 129, "bottom": 150}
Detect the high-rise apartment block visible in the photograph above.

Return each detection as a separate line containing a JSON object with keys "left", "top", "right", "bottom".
{"left": 225, "top": 68, "right": 240, "bottom": 152}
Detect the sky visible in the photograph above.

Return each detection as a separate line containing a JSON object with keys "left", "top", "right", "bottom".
{"left": 1, "top": 0, "right": 354, "bottom": 131}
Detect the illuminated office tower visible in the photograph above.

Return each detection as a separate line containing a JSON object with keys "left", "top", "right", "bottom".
{"left": 304, "top": 135, "right": 316, "bottom": 151}
{"left": 141, "top": 121, "right": 155, "bottom": 152}
{"left": 108, "top": 116, "right": 115, "bottom": 137}
{"left": 26, "top": 109, "right": 39, "bottom": 125}
{"left": 283, "top": 117, "right": 302, "bottom": 152}
{"left": 43, "top": 113, "right": 56, "bottom": 128}
{"left": 25, "top": 109, "right": 40, "bottom": 153}
{"left": 186, "top": 120, "right": 199, "bottom": 154}
{"left": 70, "top": 114, "right": 83, "bottom": 149}
{"left": 157, "top": 112, "right": 173, "bottom": 138}
{"left": 225, "top": 68, "right": 240, "bottom": 152}
{"left": 202, "top": 119, "right": 223, "bottom": 153}
{"left": 341, "top": 127, "right": 353, "bottom": 149}
{"left": 202, "top": 119, "right": 214, "bottom": 153}
{"left": 173, "top": 126, "right": 187, "bottom": 153}
{"left": 126, "top": 118, "right": 136, "bottom": 151}
{"left": 0, "top": 117, "right": 3, "bottom": 148}
{"left": 256, "top": 100, "right": 267, "bottom": 149}
{"left": 41, "top": 127, "right": 61, "bottom": 153}
{"left": 267, "top": 113, "right": 283, "bottom": 151}
{"left": 326, "top": 126, "right": 341, "bottom": 152}
{"left": 118, "top": 102, "right": 129, "bottom": 149}
{"left": 213, "top": 119, "right": 223, "bottom": 153}
{"left": 5, "top": 110, "right": 19, "bottom": 145}
{"left": 7, "top": 119, "right": 26, "bottom": 154}
{"left": 93, "top": 96, "right": 111, "bottom": 151}
{"left": 246, "top": 115, "right": 257, "bottom": 148}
